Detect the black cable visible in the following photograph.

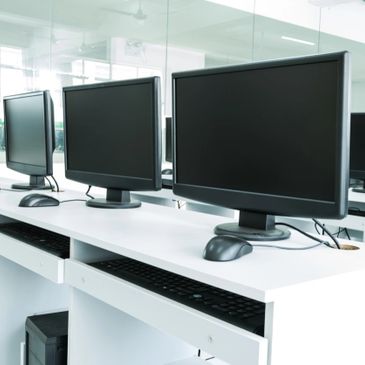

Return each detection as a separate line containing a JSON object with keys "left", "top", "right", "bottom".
{"left": 85, "top": 185, "right": 94, "bottom": 199}
{"left": 0, "top": 188, "right": 24, "bottom": 192}
{"left": 176, "top": 200, "right": 186, "bottom": 209}
{"left": 60, "top": 199, "right": 87, "bottom": 204}
{"left": 343, "top": 228, "right": 351, "bottom": 240}
{"left": 312, "top": 218, "right": 341, "bottom": 249}
{"left": 275, "top": 222, "right": 332, "bottom": 247}
{"left": 45, "top": 176, "right": 54, "bottom": 192}
{"left": 50, "top": 175, "right": 60, "bottom": 192}
{"left": 314, "top": 222, "right": 322, "bottom": 235}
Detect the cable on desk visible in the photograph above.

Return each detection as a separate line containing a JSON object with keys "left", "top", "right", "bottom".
{"left": 85, "top": 185, "right": 94, "bottom": 199}
{"left": 60, "top": 199, "right": 87, "bottom": 204}
{"left": 45, "top": 176, "right": 54, "bottom": 192}
{"left": 176, "top": 200, "right": 186, "bottom": 209}
{"left": 275, "top": 222, "right": 334, "bottom": 249}
{"left": 314, "top": 220, "right": 352, "bottom": 242}
{"left": 50, "top": 175, "right": 60, "bottom": 192}
{"left": 343, "top": 228, "right": 351, "bottom": 240}
{"left": 312, "top": 219, "right": 341, "bottom": 249}
{"left": 0, "top": 188, "right": 24, "bottom": 192}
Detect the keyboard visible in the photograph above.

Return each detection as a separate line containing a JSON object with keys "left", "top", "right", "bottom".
{"left": 348, "top": 208, "right": 365, "bottom": 217}
{"left": 0, "top": 222, "right": 70, "bottom": 258}
{"left": 90, "top": 257, "right": 265, "bottom": 336}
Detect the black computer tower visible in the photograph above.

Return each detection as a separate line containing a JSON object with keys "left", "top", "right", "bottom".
{"left": 25, "top": 311, "right": 68, "bottom": 365}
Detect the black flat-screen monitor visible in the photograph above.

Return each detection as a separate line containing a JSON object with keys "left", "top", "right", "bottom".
{"left": 350, "top": 113, "right": 365, "bottom": 192}
{"left": 173, "top": 52, "right": 350, "bottom": 241}
{"left": 3, "top": 90, "right": 55, "bottom": 190}
{"left": 165, "top": 117, "right": 172, "bottom": 163}
{"left": 63, "top": 77, "right": 162, "bottom": 209}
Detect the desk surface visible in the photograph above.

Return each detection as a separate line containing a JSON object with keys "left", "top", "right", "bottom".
{"left": 0, "top": 179, "right": 365, "bottom": 303}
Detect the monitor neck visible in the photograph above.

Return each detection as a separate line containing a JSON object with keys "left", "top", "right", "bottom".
{"left": 11, "top": 175, "right": 52, "bottom": 190}
{"left": 214, "top": 210, "right": 290, "bottom": 241}
{"left": 352, "top": 180, "right": 365, "bottom": 193}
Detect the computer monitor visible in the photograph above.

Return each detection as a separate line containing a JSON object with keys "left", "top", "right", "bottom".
{"left": 3, "top": 90, "right": 55, "bottom": 190}
{"left": 350, "top": 113, "right": 365, "bottom": 192}
{"left": 63, "top": 77, "right": 161, "bottom": 209}
{"left": 173, "top": 51, "right": 350, "bottom": 241}
{"left": 165, "top": 117, "right": 173, "bottom": 163}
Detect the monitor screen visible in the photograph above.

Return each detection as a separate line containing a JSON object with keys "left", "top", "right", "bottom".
{"left": 173, "top": 52, "right": 349, "bottom": 239}
{"left": 3, "top": 91, "right": 54, "bottom": 186}
{"left": 63, "top": 78, "right": 161, "bottom": 208}
{"left": 350, "top": 113, "right": 365, "bottom": 179}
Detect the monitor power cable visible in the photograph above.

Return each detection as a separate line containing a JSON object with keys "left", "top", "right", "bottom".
{"left": 85, "top": 185, "right": 94, "bottom": 199}
{"left": 50, "top": 175, "right": 60, "bottom": 192}
{"left": 311, "top": 218, "right": 341, "bottom": 249}
{"left": 45, "top": 176, "right": 54, "bottom": 191}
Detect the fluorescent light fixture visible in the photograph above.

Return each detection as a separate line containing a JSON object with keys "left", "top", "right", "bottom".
{"left": 204, "top": 0, "right": 252, "bottom": 12}
{"left": 281, "top": 36, "right": 316, "bottom": 46}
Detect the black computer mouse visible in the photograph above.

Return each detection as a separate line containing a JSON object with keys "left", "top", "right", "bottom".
{"left": 19, "top": 193, "right": 60, "bottom": 207}
{"left": 203, "top": 235, "right": 253, "bottom": 262}
{"left": 161, "top": 168, "right": 173, "bottom": 175}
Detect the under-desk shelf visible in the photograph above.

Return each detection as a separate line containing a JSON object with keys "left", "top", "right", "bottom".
{"left": 65, "top": 259, "right": 268, "bottom": 365}
{"left": 0, "top": 232, "right": 65, "bottom": 283}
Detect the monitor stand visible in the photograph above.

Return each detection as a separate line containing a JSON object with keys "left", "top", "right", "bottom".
{"left": 86, "top": 188, "right": 141, "bottom": 209}
{"left": 214, "top": 210, "right": 290, "bottom": 241}
{"left": 11, "top": 176, "right": 53, "bottom": 190}
{"left": 352, "top": 180, "right": 365, "bottom": 193}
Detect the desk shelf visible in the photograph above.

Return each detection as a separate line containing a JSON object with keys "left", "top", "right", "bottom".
{"left": 0, "top": 233, "right": 65, "bottom": 283}
{"left": 65, "top": 259, "right": 268, "bottom": 365}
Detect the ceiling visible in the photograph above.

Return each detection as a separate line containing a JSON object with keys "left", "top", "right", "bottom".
{"left": 0, "top": 0, "right": 364, "bottom": 81}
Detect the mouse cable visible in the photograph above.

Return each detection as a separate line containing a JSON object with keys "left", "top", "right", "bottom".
{"left": 45, "top": 176, "right": 54, "bottom": 192}
{"left": 50, "top": 175, "right": 60, "bottom": 192}
{"left": 275, "top": 222, "right": 335, "bottom": 249}
{"left": 0, "top": 188, "right": 23, "bottom": 192}
{"left": 60, "top": 199, "right": 87, "bottom": 204}
{"left": 85, "top": 185, "right": 94, "bottom": 199}
{"left": 251, "top": 241, "right": 324, "bottom": 250}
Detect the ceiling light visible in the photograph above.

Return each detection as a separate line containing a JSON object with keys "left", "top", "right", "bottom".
{"left": 281, "top": 36, "right": 316, "bottom": 46}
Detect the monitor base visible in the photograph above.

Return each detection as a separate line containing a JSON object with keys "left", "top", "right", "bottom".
{"left": 352, "top": 187, "right": 365, "bottom": 193}
{"left": 215, "top": 210, "right": 290, "bottom": 241}
{"left": 214, "top": 223, "right": 290, "bottom": 241}
{"left": 86, "top": 188, "right": 141, "bottom": 209}
{"left": 11, "top": 176, "right": 53, "bottom": 190}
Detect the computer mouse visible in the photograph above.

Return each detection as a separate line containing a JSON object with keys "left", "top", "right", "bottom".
{"left": 203, "top": 235, "right": 253, "bottom": 262}
{"left": 161, "top": 168, "right": 173, "bottom": 175}
{"left": 19, "top": 193, "right": 60, "bottom": 207}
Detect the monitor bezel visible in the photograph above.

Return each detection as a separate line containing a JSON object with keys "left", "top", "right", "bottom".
{"left": 350, "top": 112, "right": 365, "bottom": 180}
{"left": 165, "top": 117, "right": 173, "bottom": 163}
{"left": 63, "top": 77, "right": 162, "bottom": 192}
{"left": 3, "top": 90, "right": 54, "bottom": 176}
{"left": 172, "top": 52, "right": 350, "bottom": 219}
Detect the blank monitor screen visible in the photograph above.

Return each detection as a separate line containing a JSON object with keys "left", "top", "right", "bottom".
{"left": 5, "top": 94, "right": 47, "bottom": 168}
{"left": 65, "top": 82, "right": 155, "bottom": 180}
{"left": 174, "top": 53, "right": 348, "bottom": 220}
{"left": 350, "top": 113, "right": 365, "bottom": 178}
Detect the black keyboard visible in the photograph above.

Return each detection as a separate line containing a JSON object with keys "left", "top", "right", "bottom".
{"left": 348, "top": 208, "right": 365, "bottom": 217}
{"left": 0, "top": 222, "right": 70, "bottom": 258}
{"left": 90, "top": 257, "right": 265, "bottom": 336}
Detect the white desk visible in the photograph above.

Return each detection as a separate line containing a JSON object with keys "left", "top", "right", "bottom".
{"left": 137, "top": 181, "right": 365, "bottom": 241}
{"left": 0, "top": 182, "right": 365, "bottom": 365}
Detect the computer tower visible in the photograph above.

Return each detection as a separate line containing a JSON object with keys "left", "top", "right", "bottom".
{"left": 25, "top": 311, "right": 68, "bottom": 365}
